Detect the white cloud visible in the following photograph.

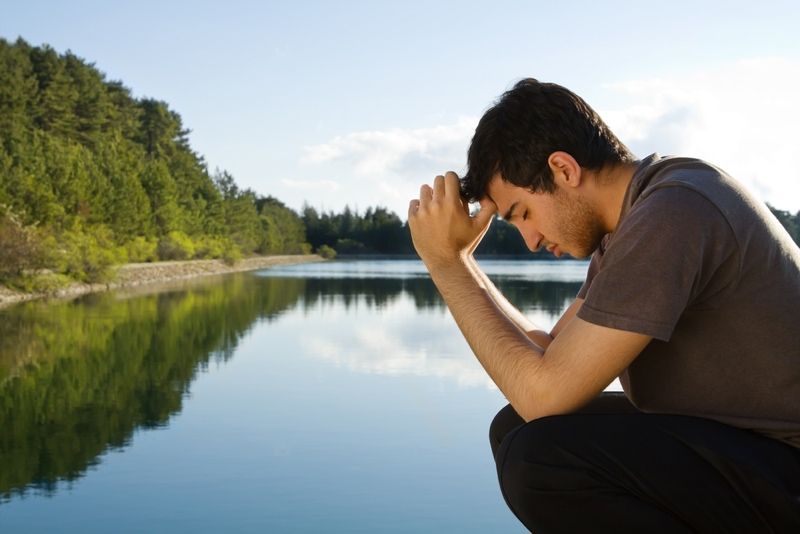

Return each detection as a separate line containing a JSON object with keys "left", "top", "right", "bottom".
{"left": 600, "top": 58, "right": 800, "bottom": 210}
{"left": 304, "top": 324, "right": 496, "bottom": 389}
{"left": 303, "top": 117, "right": 478, "bottom": 180}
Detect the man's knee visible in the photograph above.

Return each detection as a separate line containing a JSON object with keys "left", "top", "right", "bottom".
{"left": 494, "top": 415, "right": 594, "bottom": 529}
{"left": 489, "top": 403, "right": 525, "bottom": 459}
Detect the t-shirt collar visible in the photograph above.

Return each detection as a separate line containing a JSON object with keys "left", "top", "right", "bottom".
{"left": 620, "top": 153, "right": 661, "bottom": 219}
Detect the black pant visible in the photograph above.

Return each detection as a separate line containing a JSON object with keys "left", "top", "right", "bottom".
{"left": 490, "top": 393, "right": 800, "bottom": 533}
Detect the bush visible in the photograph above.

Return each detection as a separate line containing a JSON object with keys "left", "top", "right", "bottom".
{"left": 194, "top": 235, "right": 226, "bottom": 259}
{"left": 126, "top": 236, "right": 158, "bottom": 263}
{"left": 334, "top": 238, "right": 367, "bottom": 255}
{"left": 56, "top": 225, "right": 122, "bottom": 283}
{"left": 10, "top": 272, "right": 72, "bottom": 293}
{"left": 157, "top": 231, "right": 196, "bottom": 260}
{"left": 0, "top": 208, "right": 47, "bottom": 280}
{"left": 221, "top": 240, "right": 242, "bottom": 265}
{"left": 317, "top": 244, "right": 337, "bottom": 259}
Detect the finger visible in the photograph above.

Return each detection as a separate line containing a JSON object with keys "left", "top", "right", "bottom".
{"left": 444, "top": 171, "right": 460, "bottom": 199}
{"left": 419, "top": 184, "right": 433, "bottom": 204}
{"left": 408, "top": 198, "right": 420, "bottom": 218}
{"left": 433, "top": 175, "right": 445, "bottom": 199}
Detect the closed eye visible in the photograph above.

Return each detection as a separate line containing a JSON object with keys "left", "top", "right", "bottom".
{"left": 522, "top": 210, "right": 529, "bottom": 221}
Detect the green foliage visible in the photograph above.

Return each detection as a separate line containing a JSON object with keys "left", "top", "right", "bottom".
{"left": 156, "top": 231, "right": 196, "bottom": 261}
{"left": 335, "top": 238, "right": 367, "bottom": 255}
{"left": 302, "top": 204, "right": 414, "bottom": 256}
{"left": 193, "top": 235, "right": 226, "bottom": 259}
{"left": 125, "top": 236, "right": 158, "bottom": 263}
{"left": 55, "top": 224, "right": 124, "bottom": 283}
{"left": 257, "top": 197, "right": 310, "bottom": 254}
{"left": 221, "top": 241, "right": 243, "bottom": 265}
{"left": 0, "top": 38, "right": 315, "bottom": 288}
{"left": 215, "top": 170, "right": 262, "bottom": 254}
{"left": 0, "top": 207, "right": 46, "bottom": 279}
{"left": 317, "top": 244, "right": 337, "bottom": 259}
{"left": 8, "top": 271, "right": 72, "bottom": 293}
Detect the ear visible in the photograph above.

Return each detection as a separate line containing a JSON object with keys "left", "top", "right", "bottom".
{"left": 547, "top": 151, "right": 582, "bottom": 189}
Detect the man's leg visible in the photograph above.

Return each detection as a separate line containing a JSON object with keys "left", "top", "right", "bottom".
{"left": 490, "top": 392, "right": 637, "bottom": 458}
{"left": 490, "top": 396, "right": 800, "bottom": 533}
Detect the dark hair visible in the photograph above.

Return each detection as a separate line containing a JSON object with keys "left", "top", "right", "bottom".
{"left": 461, "top": 78, "right": 634, "bottom": 201}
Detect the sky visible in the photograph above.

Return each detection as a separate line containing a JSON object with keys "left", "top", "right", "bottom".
{"left": 2, "top": 0, "right": 800, "bottom": 217}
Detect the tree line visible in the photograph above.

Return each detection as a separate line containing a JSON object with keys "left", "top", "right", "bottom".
{"left": 0, "top": 38, "right": 308, "bottom": 290}
{"left": 1, "top": 38, "right": 798, "bottom": 291}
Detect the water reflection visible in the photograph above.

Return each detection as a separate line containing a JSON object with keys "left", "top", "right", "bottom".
{"left": 296, "top": 275, "right": 580, "bottom": 316}
{"left": 0, "top": 275, "right": 304, "bottom": 501}
{"left": 0, "top": 260, "right": 584, "bottom": 514}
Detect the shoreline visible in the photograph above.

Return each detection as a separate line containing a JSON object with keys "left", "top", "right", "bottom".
{"left": 0, "top": 254, "right": 324, "bottom": 309}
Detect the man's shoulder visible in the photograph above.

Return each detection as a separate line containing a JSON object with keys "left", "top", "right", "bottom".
{"left": 629, "top": 154, "right": 773, "bottom": 240}
{"left": 635, "top": 155, "right": 739, "bottom": 206}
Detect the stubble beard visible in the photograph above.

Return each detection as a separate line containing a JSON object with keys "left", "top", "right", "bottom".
{"left": 555, "top": 190, "right": 606, "bottom": 259}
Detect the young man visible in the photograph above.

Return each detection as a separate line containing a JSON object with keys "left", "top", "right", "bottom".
{"left": 407, "top": 79, "right": 800, "bottom": 532}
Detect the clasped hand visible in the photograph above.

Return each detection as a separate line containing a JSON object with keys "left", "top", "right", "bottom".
{"left": 407, "top": 171, "right": 497, "bottom": 269}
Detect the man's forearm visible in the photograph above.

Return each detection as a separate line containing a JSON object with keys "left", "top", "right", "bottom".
{"left": 429, "top": 256, "right": 545, "bottom": 414}
{"left": 464, "top": 256, "right": 554, "bottom": 350}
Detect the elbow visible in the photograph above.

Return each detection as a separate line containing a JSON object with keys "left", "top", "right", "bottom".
{"left": 516, "top": 405, "right": 552, "bottom": 423}
{"left": 514, "top": 394, "right": 559, "bottom": 423}
{"left": 513, "top": 380, "right": 570, "bottom": 423}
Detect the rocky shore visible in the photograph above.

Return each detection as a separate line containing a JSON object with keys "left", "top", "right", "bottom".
{"left": 0, "top": 254, "right": 323, "bottom": 308}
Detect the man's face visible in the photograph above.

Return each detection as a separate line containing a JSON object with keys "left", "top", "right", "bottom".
{"left": 485, "top": 174, "right": 604, "bottom": 259}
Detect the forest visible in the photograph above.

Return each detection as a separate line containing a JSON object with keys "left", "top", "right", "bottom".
{"left": 1, "top": 38, "right": 798, "bottom": 291}
{"left": 0, "top": 38, "right": 308, "bottom": 290}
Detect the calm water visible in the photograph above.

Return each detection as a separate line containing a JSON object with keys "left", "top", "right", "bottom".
{"left": 0, "top": 259, "right": 588, "bottom": 533}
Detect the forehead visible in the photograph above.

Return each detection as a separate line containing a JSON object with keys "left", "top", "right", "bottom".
{"left": 485, "top": 174, "right": 530, "bottom": 214}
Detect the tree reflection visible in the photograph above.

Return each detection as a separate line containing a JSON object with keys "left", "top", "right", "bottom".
{"left": 296, "top": 275, "right": 580, "bottom": 317}
{"left": 0, "top": 269, "right": 580, "bottom": 501}
{"left": 0, "top": 274, "right": 305, "bottom": 501}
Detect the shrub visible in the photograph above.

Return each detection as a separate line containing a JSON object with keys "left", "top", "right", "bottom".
{"left": 317, "top": 244, "right": 337, "bottom": 259}
{"left": 0, "top": 208, "right": 47, "bottom": 280}
{"left": 11, "top": 272, "right": 72, "bottom": 293}
{"left": 194, "top": 235, "right": 225, "bottom": 259}
{"left": 126, "top": 236, "right": 158, "bottom": 263}
{"left": 156, "top": 231, "right": 196, "bottom": 260}
{"left": 334, "top": 238, "right": 367, "bottom": 255}
{"left": 56, "top": 225, "right": 122, "bottom": 283}
{"left": 221, "top": 240, "right": 242, "bottom": 265}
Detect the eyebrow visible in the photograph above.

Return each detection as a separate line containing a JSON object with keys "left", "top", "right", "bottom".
{"left": 502, "top": 201, "right": 519, "bottom": 221}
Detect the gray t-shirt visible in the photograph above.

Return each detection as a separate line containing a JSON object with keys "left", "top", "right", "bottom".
{"left": 577, "top": 154, "right": 800, "bottom": 448}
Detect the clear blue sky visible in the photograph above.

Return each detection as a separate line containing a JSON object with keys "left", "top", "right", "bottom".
{"left": 3, "top": 0, "right": 799, "bottom": 215}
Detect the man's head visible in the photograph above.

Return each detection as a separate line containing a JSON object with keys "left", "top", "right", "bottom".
{"left": 460, "top": 78, "right": 634, "bottom": 202}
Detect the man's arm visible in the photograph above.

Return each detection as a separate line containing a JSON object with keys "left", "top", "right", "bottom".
{"left": 464, "top": 254, "right": 583, "bottom": 350}
{"left": 429, "top": 260, "right": 648, "bottom": 421}
{"left": 408, "top": 173, "right": 649, "bottom": 421}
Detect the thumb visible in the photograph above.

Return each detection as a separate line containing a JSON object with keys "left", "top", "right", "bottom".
{"left": 473, "top": 198, "right": 497, "bottom": 227}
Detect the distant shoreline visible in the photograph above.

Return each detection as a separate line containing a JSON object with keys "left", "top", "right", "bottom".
{"left": 333, "top": 253, "right": 567, "bottom": 260}
{"left": 0, "top": 255, "right": 324, "bottom": 309}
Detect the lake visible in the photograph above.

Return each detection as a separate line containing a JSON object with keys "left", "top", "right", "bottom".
{"left": 0, "top": 259, "right": 589, "bottom": 533}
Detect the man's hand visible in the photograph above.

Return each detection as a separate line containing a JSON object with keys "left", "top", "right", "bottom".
{"left": 408, "top": 172, "right": 496, "bottom": 269}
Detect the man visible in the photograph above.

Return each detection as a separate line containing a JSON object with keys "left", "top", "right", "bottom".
{"left": 407, "top": 79, "right": 800, "bottom": 532}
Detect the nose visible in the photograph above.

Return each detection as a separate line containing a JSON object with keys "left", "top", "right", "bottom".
{"left": 520, "top": 228, "right": 543, "bottom": 252}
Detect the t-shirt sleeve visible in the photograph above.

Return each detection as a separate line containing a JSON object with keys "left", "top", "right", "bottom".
{"left": 576, "top": 186, "right": 738, "bottom": 341}
{"left": 576, "top": 237, "right": 605, "bottom": 299}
